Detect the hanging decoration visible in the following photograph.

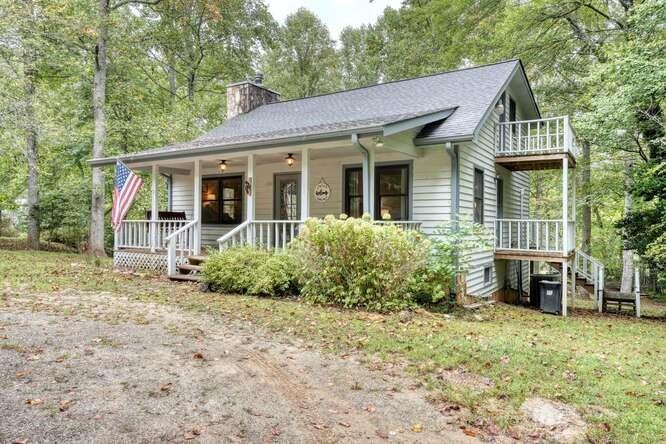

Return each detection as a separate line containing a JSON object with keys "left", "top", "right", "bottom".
{"left": 314, "top": 177, "right": 331, "bottom": 202}
{"left": 244, "top": 178, "right": 252, "bottom": 196}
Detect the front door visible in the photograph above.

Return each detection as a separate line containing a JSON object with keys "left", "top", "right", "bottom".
{"left": 274, "top": 173, "right": 301, "bottom": 220}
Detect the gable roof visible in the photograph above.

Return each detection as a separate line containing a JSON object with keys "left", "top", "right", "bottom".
{"left": 90, "top": 60, "right": 530, "bottom": 166}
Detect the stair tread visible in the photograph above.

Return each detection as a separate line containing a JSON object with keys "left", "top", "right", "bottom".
{"left": 178, "top": 264, "right": 202, "bottom": 272}
{"left": 187, "top": 255, "right": 207, "bottom": 265}
{"left": 169, "top": 274, "right": 201, "bottom": 282}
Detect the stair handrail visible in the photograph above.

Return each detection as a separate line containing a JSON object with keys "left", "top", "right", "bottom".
{"left": 166, "top": 219, "right": 199, "bottom": 276}
{"left": 575, "top": 249, "right": 605, "bottom": 312}
{"left": 217, "top": 220, "right": 251, "bottom": 251}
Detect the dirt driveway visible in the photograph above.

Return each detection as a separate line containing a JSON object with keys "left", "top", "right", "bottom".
{"left": 0, "top": 288, "right": 476, "bottom": 443}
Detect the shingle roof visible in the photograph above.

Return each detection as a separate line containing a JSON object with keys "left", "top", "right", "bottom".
{"left": 92, "top": 60, "right": 522, "bottom": 164}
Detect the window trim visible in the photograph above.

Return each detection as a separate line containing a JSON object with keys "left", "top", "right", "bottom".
{"left": 473, "top": 167, "right": 484, "bottom": 224}
{"left": 273, "top": 172, "right": 301, "bottom": 220}
{"left": 201, "top": 174, "right": 244, "bottom": 225}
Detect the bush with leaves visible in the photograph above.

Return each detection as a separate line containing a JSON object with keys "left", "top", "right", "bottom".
{"left": 408, "top": 219, "right": 491, "bottom": 304}
{"left": 291, "top": 214, "right": 429, "bottom": 311}
{"left": 202, "top": 247, "right": 299, "bottom": 297}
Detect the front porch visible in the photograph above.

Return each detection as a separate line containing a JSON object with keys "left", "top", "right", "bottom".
{"left": 113, "top": 137, "right": 430, "bottom": 275}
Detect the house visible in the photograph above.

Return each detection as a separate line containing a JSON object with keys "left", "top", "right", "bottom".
{"left": 90, "top": 59, "right": 604, "bottom": 316}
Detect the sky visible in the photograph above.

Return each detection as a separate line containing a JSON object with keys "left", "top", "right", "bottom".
{"left": 266, "top": 0, "right": 403, "bottom": 40}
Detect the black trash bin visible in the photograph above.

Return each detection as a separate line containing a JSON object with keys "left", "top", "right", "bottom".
{"left": 539, "top": 280, "right": 562, "bottom": 315}
{"left": 530, "top": 273, "right": 559, "bottom": 308}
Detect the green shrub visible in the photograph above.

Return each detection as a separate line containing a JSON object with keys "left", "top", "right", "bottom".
{"left": 408, "top": 219, "right": 491, "bottom": 304}
{"left": 202, "top": 247, "right": 299, "bottom": 297}
{"left": 291, "top": 214, "right": 429, "bottom": 311}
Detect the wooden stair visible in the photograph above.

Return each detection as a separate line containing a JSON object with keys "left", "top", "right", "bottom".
{"left": 169, "top": 255, "right": 207, "bottom": 282}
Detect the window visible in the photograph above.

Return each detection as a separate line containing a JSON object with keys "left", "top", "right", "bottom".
{"left": 484, "top": 266, "right": 492, "bottom": 284}
{"left": 376, "top": 164, "right": 409, "bottom": 220}
{"left": 344, "top": 167, "right": 364, "bottom": 218}
{"left": 496, "top": 178, "right": 504, "bottom": 219}
{"left": 201, "top": 176, "right": 243, "bottom": 224}
{"left": 473, "top": 168, "right": 484, "bottom": 223}
{"left": 509, "top": 96, "right": 517, "bottom": 135}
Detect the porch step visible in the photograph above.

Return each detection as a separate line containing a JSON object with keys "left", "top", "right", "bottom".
{"left": 169, "top": 273, "right": 201, "bottom": 282}
{"left": 177, "top": 263, "right": 202, "bottom": 273}
{"left": 187, "top": 255, "right": 207, "bottom": 265}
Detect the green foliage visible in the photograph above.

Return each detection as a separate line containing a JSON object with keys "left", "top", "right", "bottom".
{"left": 410, "top": 219, "right": 491, "bottom": 304}
{"left": 202, "top": 247, "right": 299, "bottom": 297}
{"left": 291, "top": 215, "right": 428, "bottom": 311}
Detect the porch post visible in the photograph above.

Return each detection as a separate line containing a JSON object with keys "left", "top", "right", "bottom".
{"left": 362, "top": 147, "right": 375, "bottom": 217}
{"left": 562, "top": 157, "right": 568, "bottom": 252}
{"left": 562, "top": 259, "right": 568, "bottom": 317}
{"left": 301, "top": 148, "right": 310, "bottom": 220}
{"left": 193, "top": 159, "right": 201, "bottom": 255}
{"left": 150, "top": 164, "right": 159, "bottom": 252}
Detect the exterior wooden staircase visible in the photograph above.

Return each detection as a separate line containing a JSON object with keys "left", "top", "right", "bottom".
{"left": 169, "top": 255, "right": 206, "bottom": 282}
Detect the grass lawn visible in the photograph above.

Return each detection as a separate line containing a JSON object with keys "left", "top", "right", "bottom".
{"left": 1, "top": 249, "right": 665, "bottom": 442}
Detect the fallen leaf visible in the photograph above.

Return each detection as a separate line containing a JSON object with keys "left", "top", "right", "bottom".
{"left": 365, "top": 404, "right": 376, "bottom": 413}
{"left": 411, "top": 423, "right": 423, "bottom": 433}
{"left": 375, "top": 430, "right": 389, "bottom": 440}
{"left": 12, "top": 439, "right": 28, "bottom": 444}
{"left": 463, "top": 428, "right": 478, "bottom": 437}
{"left": 192, "top": 352, "right": 204, "bottom": 360}
{"left": 59, "top": 400, "right": 73, "bottom": 412}
{"left": 160, "top": 383, "right": 172, "bottom": 392}
{"left": 25, "top": 399, "right": 43, "bottom": 406}
{"left": 500, "top": 355, "right": 510, "bottom": 365}
{"left": 15, "top": 371, "right": 28, "bottom": 378}
{"left": 338, "top": 421, "right": 351, "bottom": 428}
{"left": 184, "top": 429, "right": 201, "bottom": 440}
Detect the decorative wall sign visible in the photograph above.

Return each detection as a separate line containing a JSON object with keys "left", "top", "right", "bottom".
{"left": 244, "top": 178, "right": 253, "bottom": 196}
{"left": 314, "top": 178, "right": 331, "bottom": 202}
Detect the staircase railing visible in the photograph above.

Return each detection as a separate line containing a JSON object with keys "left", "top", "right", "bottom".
{"left": 166, "top": 219, "right": 198, "bottom": 276}
{"left": 575, "top": 249, "right": 605, "bottom": 312}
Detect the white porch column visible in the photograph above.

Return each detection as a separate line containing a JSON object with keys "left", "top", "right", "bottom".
{"left": 562, "top": 259, "right": 568, "bottom": 317}
{"left": 301, "top": 148, "right": 310, "bottom": 220}
{"left": 562, "top": 157, "right": 568, "bottom": 252}
{"left": 150, "top": 164, "right": 159, "bottom": 252}
{"left": 246, "top": 154, "right": 255, "bottom": 221}
{"left": 193, "top": 159, "right": 201, "bottom": 255}
{"left": 362, "top": 147, "right": 375, "bottom": 217}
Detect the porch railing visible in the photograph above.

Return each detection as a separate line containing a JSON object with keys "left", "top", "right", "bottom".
{"left": 575, "top": 249, "right": 605, "bottom": 312}
{"left": 495, "top": 219, "right": 575, "bottom": 253}
{"left": 166, "top": 219, "right": 199, "bottom": 276}
{"left": 115, "top": 220, "right": 190, "bottom": 251}
{"left": 218, "top": 219, "right": 424, "bottom": 251}
{"left": 496, "top": 116, "right": 577, "bottom": 157}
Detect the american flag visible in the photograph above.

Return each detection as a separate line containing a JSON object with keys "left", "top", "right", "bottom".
{"left": 111, "top": 160, "right": 144, "bottom": 230}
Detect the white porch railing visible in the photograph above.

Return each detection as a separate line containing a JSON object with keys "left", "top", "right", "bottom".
{"left": 166, "top": 219, "right": 199, "bottom": 276}
{"left": 496, "top": 116, "right": 577, "bottom": 157}
{"left": 115, "top": 220, "right": 190, "bottom": 251}
{"left": 575, "top": 249, "right": 605, "bottom": 312}
{"left": 218, "top": 219, "right": 424, "bottom": 251}
{"left": 495, "top": 219, "right": 575, "bottom": 253}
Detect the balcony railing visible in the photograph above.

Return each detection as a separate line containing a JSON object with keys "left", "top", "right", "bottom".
{"left": 496, "top": 116, "right": 577, "bottom": 158}
{"left": 495, "top": 219, "right": 575, "bottom": 253}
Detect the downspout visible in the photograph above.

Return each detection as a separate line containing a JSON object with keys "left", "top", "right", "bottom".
{"left": 444, "top": 142, "right": 461, "bottom": 298}
{"left": 351, "top": 133, "right": 374, "bottom": 217}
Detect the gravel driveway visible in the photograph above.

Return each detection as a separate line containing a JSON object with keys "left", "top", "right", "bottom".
{"left": 0, "top": 288, "right": 476, "bottom": 443}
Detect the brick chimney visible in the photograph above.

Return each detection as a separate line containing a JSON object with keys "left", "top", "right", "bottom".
{"left": 226, "top": 72, "right": 280, "bottom": 119}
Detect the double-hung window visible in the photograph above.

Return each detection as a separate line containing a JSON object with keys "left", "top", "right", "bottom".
{"left": 344, "top": 168, "right": 364, "bottom": 218}
{"left": 202, "top": 176, "right": 243, "bottom": 224}
{"left": 473, "top": 168, "right": 484, "bottom": 223}
{"left": 344, "top": 164, "right": 410, "bottom": 220}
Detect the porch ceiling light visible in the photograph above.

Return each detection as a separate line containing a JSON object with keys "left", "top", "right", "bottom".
{"left": 374, "top": 137, "right": 384, "bottom": 148}
{"left": 495, "top": 102, "right": 505, "bottom": 115}
{"left": 218, "top": 160, "right": 227, "bottom": 171}
{"left": 285, "top": 153, "right": 295, "bottom": 167}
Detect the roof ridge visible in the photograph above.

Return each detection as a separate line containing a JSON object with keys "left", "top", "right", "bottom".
{"left": 258, "top": 59, "right": 520, "bottom": 107}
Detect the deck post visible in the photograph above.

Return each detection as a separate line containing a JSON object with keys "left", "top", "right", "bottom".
{"left": 362, "top": 146, "right": 375, "bottom": 217}
{"left": 562, "top": 259, "right": 568, "bottom": 317}
{"left": 150, "top": 164, "right": 159, "bottom": 252}
{"left": 300, "top": 148, "right": 309, "bottom": 220}
{"left": 193, "top": 159, "right": 201, "bottom": 255}
{"left": 635, "top": 267, "right": 641, "bottom": 318}
{"left": 562, "top": 157, "right": 568, "bottom": 252}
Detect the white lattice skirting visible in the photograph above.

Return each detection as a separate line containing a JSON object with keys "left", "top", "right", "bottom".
{"left": 113, "top": 250, "right": 186, "bottom": 273}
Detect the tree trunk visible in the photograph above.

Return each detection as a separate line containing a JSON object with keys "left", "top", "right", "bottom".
{"left": 620, "top": 157, "right": 634, "bottom": 293}
{"left": 580, "top": 141, "right": 591, "bottom": 254}
{"left": 88, "top": 0, "right": 108, "bottom": 256}
{"left": 21, "top": 1, "right": 40, "bottom": 250}
{"left": 24, "top": 60, "right": 39, "bottom": 250}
